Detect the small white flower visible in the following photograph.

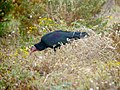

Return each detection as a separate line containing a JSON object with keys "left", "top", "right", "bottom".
{"left": 38, "top": 56, "right": 43, "bottom": 59}
{"left": 66, "top": 64, "right": 68, "bottom": 66}
{"left": 27, "top": 31, "right": 30, "bottom": 34}
{"left": 42, "top": 27, "right": 45, "bottom": 30}
{"left": 12, "top": 31, "right": 15, "bottom": 34}
{"left": 96, "top": 87, "right": 99, "bottom": 90}
{"left": 15, "top": 83, "right": 18, "bottom": 86}
{"left": 26, "top": 27, "right": 28, "bottom": 29}
{"left": 30, "top": 15, "right": 32, "bottom": 18}
{"left": 90, "top": 88, "right": 94, "bottom": 90}
{"left": 90, "top": 79, "right": 93, "bottom": 83}
{"left": 8, "top": 34, "right": 11, "bottom": 37}
{"left": 109, "top": 82, "right": 114, "bottom": 86}
{"left": 101, "top": 82, "right": 104, "bottom": 84}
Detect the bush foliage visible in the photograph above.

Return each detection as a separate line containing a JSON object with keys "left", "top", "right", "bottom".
{"left": 0, "top": 0, "right": 107, "bottom": 37}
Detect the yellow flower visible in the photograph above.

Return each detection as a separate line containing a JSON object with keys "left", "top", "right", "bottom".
{"left": 33, "top": 26, "right": 37, "bottom": 29}
{"left": 20, "top": 48, "right": 29, "bottom": 55}
{"left": 14, "top": 50, "right": 19, "bottom": 56}
{"left": 25, "top": 47, "right": 29, "bottom": 50}
{"left": 27, "top": 31, "right": 30, "bottom": 34}
{"left": 29, "top": 27, "right": 32, "bottom": 29}
{"left": 43, "top": 18, "right": 47, "bottom": 20}
{"left": 48, "top": 18, "right": 52, "bottom": 21}
{"left": 108, "top": 16, "right": 113, "bottom": 19}
{"left": 24, "top": 51, "right": 29, "bottom": 55}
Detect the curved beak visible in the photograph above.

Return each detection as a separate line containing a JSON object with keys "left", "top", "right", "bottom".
{"left": 29, "top": 50, "right": 33, "bottom": 55}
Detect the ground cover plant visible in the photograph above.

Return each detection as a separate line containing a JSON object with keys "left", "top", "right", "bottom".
{"left": 0, "top": 0, "right": 120, "bottom": 90}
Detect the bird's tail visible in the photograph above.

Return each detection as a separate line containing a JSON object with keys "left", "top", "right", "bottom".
{"left": 81, "top": 32, "right": 89, "bottom": 38}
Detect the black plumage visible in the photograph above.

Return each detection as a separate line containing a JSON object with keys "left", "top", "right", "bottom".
{"left": 34, "top": 30, "right": 89, "bottom": 51}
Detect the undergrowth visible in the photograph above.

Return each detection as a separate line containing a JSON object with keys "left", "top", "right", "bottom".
{"left": 0, "top": 26, "right": 120, "bottom": 90}
{"left": 0, "top": 0, "right": 120, "bottom": 90}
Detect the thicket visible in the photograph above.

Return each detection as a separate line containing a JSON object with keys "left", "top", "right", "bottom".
{"left": 0, "top": 0, "right": 120, "bottom": 90}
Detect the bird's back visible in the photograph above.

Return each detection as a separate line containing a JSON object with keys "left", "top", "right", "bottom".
{"left": 41, "top": 30, "right": 73, "bottom": 47}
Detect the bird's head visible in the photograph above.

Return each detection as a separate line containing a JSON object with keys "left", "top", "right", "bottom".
{"left": 29, "top": 46, "right": 38, "bottom": 55}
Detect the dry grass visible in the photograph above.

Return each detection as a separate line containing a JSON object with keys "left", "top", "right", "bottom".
{"left": 0, "top": 28, "right": 120, "bottom": 90}
{"left": 0, "top": 0, "right": 120, "bottom": 90}
{"left": 29, "top": 29, "right": 120, "bottom": 90}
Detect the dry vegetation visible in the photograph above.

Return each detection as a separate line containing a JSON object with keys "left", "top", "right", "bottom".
{"left": 0, "top": 27, "right": 120, "bottom": 90}
{"left": 0, "top": 0, "right": 120, "bottom": 90}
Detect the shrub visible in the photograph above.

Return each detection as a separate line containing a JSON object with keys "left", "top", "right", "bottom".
{"left": 11, "top": 0, "right": 107, "bottom": 38}
{"left": 0, "top": 0, "right": 14, "bottom": 37}
{"left": 44, "top": 0, "right": 106, "bottom": 25}
{"left": 0, "top": 0, "right": 13, "bottom": 20}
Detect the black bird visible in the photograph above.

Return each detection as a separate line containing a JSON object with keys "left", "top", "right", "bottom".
{"left": 30, "top": 30, "right": 89, "bottom": 54}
